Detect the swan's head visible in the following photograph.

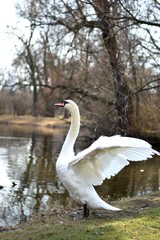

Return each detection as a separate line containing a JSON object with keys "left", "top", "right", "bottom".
{"left": 55, "top": 100, "right": 79, "bottom": 113}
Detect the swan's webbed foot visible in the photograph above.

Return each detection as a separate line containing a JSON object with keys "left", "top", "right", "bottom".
{"left": 83, "top": 204, "right": 89, "bottom": 217}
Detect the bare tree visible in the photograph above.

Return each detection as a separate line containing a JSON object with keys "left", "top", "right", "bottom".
{"left": 4, "top": 0, "right": 160, "bottom": 135}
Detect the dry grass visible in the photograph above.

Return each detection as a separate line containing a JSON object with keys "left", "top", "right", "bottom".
{"left": 0, "top": 115, "right": 65, "bottom": 127}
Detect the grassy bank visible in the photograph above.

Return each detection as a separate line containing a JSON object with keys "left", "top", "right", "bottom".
{"left": 0, "top": 193, "right": 160, "bottom": 240}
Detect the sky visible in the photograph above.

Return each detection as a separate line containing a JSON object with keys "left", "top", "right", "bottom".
{"left": 0, "top": 1, "right": 19, "bottom": 68}
{"left": 0, "top": 1, "right": 159, "bottom": 70}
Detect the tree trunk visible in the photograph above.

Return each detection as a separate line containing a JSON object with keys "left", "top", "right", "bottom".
{"left": 104, "top": 28, "right": 133, "bottom": 135}
{"left": 95, "top": 0, "right": 133, "bottom": 135}
{"left": 32, "top": 82, "right": 38, "bottom": 116}
{"left": 26, "top": 45, "right": 38, "bottom": 117}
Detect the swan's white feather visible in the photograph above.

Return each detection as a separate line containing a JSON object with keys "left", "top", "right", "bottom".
{"left": 68, "top": 136, "right": 159, "bottom": 186}
{"left": 55, "top": 100, "right": 159, "bottom": 212}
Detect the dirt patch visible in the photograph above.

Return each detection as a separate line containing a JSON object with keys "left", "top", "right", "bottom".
{"left": 30, "top": 192, "right": 160, "bottom": 222}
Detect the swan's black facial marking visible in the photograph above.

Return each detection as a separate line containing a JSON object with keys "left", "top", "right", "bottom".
{"left": 63, "top": 100, "right": 69, "bottom": 106}
{"left": 55, "top": 100, "right": 69, "bottom": 107}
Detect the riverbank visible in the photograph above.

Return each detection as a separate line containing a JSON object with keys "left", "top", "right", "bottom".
{"left": 0, "top": 115, "right": 65, "bottom": 129}
{"left": 0, "top": 192, "right": 159, "bottom": 240}
{"left": 0, "top": 115, "right": 69, "bottom": 136}
{"left": 0, "top": 115, "right": 160, "bottom": 144}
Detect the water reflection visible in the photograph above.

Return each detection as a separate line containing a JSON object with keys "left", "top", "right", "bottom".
{"left": 0, "top": 125, "right": 159, "bottom": 227}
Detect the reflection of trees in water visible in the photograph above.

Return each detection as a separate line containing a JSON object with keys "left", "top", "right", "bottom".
{"left": 0, "top": 133, "right": 67, "bottom": 226}
{"left": 97, "top": 157, "right": 160, "bottom": 201}
{"left": 14, "top": 133, "right": 62, "bottom": 221}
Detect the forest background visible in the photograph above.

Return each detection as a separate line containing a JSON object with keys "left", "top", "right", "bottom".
{"left": 0, "top": 0, "right": 160, "bottom": 139}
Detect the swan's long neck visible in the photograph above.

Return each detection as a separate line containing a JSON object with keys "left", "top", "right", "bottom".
{"left": 60, "top": 105, "right": 80, "bottom": 157}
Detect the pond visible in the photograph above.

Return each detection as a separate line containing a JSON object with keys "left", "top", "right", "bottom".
{"left": 0, "top": 124, "right": 159, "bottom": 227}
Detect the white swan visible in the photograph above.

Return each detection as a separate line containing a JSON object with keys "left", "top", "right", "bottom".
{"left": 55, "top": 100, "right": 160, "bottom": 217}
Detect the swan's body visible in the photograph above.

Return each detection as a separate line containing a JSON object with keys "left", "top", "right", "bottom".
{"left": 55, "top": 100, "right": 159, "bottom": 216}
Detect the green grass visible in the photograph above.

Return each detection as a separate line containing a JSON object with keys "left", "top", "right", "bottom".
{"left": 0, "top": 207, "right": 159, "bottom": 240}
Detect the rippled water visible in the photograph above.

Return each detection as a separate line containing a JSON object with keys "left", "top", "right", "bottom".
{"left": 0, "top": 124, "right": 159, "bottom": 227}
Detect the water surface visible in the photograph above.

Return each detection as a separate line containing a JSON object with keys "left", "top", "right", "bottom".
{"left": 0, "top": 124, "right": 159, "bottom": 227}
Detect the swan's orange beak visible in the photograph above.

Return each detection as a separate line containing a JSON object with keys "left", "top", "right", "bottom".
{"left": 54, "top": 101, "right": 65, "bottom": 107}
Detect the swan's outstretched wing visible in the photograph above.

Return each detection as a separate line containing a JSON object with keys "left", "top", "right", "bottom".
{"left": 68, "top": 135, "right": 159, "bottom": 186}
